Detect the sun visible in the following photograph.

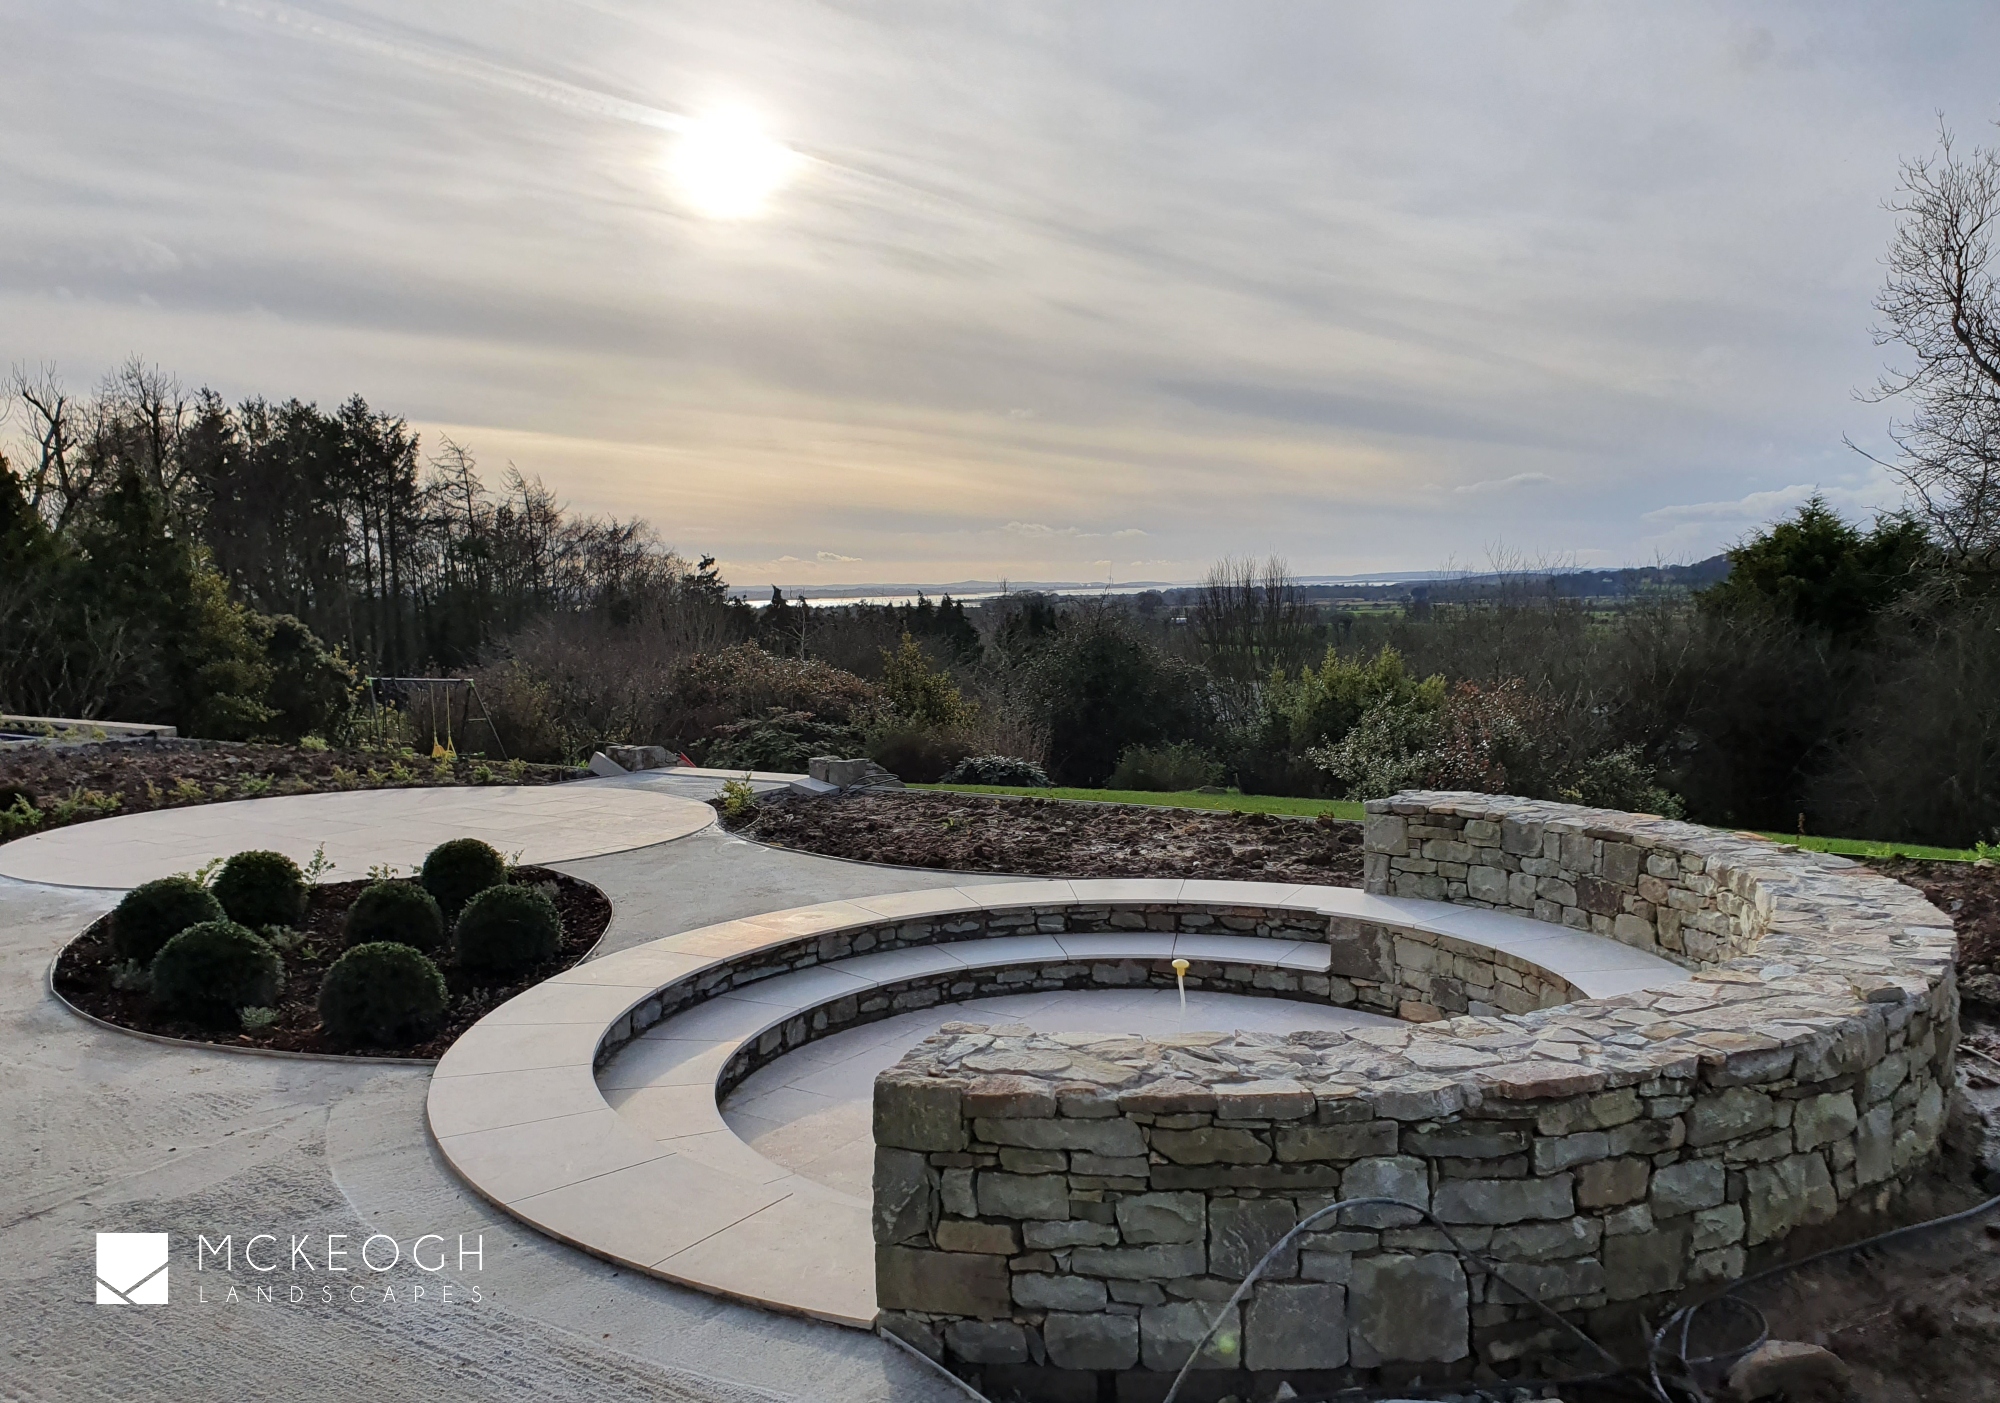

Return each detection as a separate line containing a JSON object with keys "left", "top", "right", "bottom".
{"left": 669, "top": 109, "right": 802, "bottom": 220}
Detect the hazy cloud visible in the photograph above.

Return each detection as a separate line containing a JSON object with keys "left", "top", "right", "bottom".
{"left": 1454, "top": 472, "right": 1555, "bottom": 495}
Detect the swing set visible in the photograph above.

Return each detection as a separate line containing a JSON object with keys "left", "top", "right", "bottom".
{"left": 361, "top": 677, "right": 508, "bottom": 761}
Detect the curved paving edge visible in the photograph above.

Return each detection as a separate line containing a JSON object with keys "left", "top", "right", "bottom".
{"left": 425, "top": 878, "right": 1690, "bottom": 1326}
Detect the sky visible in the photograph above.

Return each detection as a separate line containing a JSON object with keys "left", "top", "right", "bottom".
{"left": 5, "top": 1, "right": 1998, "bottom": 588}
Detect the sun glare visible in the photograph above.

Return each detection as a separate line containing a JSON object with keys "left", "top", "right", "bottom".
{"left": 669, "top": 109, "right": 801, "bottom": 220}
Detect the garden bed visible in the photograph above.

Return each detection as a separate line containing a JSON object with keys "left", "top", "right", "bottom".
{"left": 1877, "top": 857, "right": 2000, "bottom": 1008}
{"left": 0, "top": 739, "right": 579, "bottom": 842}
{"left": 51, "top": 866, "right": 611, "bottom": 1059}
{"left": 719, "top": 790, "right": 1368, "bottom": 885}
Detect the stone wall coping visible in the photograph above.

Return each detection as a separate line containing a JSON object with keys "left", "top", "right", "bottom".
{"left": 427, "top": 876, "right": 1688, "bottom": 1327}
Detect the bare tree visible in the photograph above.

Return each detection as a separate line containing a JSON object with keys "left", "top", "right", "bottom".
{"left": 1185, "top": 555, "right": 1317, "bottom": 722}
{"left": 7, "top": 363, "right": 87, "bottom": 527}
{"left": 1859, "top": 123, "right": 2000, "bottom": 572}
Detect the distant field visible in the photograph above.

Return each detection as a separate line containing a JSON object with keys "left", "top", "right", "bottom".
{"left": 910, "top": 783, "right": 1366, "bottom": 820}
{"left": 912, "top": 785, "right": 1986, "bottom": 859}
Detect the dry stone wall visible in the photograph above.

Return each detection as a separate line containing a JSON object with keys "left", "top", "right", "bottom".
{"left": 874, "top": 793, "right": 1959, "bottom": 1397}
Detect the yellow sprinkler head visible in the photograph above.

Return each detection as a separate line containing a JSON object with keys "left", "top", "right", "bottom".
{"left": 1171, "top": 958, "right": 1189, "bottom": 977}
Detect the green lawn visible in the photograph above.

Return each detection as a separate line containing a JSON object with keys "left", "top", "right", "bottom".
{"left": 1751, "top": 832, "right": 1984, "bottom": 863}
{"left": 910, "top": 783, "right": 1366, "bottom": 820}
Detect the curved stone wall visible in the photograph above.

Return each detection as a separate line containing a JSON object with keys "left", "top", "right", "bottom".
{"left": 872, "top": 794, "right": 1959, "bottom": 1394}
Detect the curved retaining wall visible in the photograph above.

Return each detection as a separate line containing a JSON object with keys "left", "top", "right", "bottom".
{"left": 872, "top": 794, "right": 1959, "bottom": 1395}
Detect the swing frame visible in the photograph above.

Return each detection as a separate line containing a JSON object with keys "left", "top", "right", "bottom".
{"left": 360, "top": 677, "right": 509, "bottom": 761}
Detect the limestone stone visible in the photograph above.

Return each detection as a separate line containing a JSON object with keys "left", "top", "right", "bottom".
{"left": 1115, "top": 1192, "right": 1205, "bottom": 1246}
{"left": 1432, "top": 1174, "right": 1574, "bottom": 1225}
{"left": 976, "top": 1172, "right": 1069, "bottom": 1220}
{"left": 1576, "top": 1157, "right": 1650, "bottom": 1208}
{"left": 1140, "top": 1301, "right": 1242, "bottom": 1370}
{"left": 1340, "top": 1156, "right": 1430, "bottom": 1227}
{"left": 1488, "top": 1256, "right": 1606, "bottom": 1303}
{"left": 1276, "top": 1120, "right": 1399, "bottom": 1162}
{"left": 939, "top": 1167, "right": 975, "bottom": 1219}
{"left": 1855, "top": 1103, "right": 1895, "bottom": 1185}
{"left": 1746, "top": 1154, "right": 1837, "bottom": 1245}
{"left": 1649, "top": 1159, "right": 1726, "bottom": 1217}
{"left": 1013, "top": 1273, "right": 1108, "bottom": 1311}
{"left": 1687, "top": 1087, "right": 1777, "bottom": 1147}
{"left": 1404, "top": 1124, "right": 1529, "bottom": 1160}
{"left": 1792, "top": 1091, "right": 1858, "bottom": 1152}
{"left": 1209, "top": 1197, "right": 1298, "bottom": 1279}
{"left": 876, "top": 1246, "right": 1010, "bottom": 1317}
{"left": 874, "top": 1076, "right": 965, "bottom": 1151}
{"left": 1347, "top": 1253, "right": 1470, "bottom": 1366}
{"left": 973, "top": 1116, "right": 1146, "bottom": 1156}
{"left": 1152, "top": 1126, "right": 1272, "bottom": 1165}
{"left": 944, "top": 1320, "right": 1026, "bottom": 1364}
{"left": 1489, "top": 1216, "right": 1601, "bottom": 1262}
{"left": 1023, "top": 1220, "right": 1117, "bottom": 1249}
{"left": 1690, "top": 1203, "right": 1745, "bottom": 1252}
{"left": 872, "top": 1147, "right": 935, "bottom": 1245}
{"left": 1602, "top": 1222, "right": 1689, "bottom": 1301}
{"left": 1067, "top": 1242, "right": 1206, "bottom": 1280}
{"left": 1043, "top": 1311, "right": 1139, "bottom": 1370}
{"left": 1245, "top": 1282, "right": 1348, "bottom": 1370}
{"left": 935, "top": 1219, "right": 1019, "bottom": 1254}
{"left": 1215, "top": 1079, "right": 1314, "bottom": 1120}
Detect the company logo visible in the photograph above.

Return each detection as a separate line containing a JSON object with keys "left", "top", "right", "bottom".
{"left": 96, "top": 1233, "right": 170, "bottom": 1305}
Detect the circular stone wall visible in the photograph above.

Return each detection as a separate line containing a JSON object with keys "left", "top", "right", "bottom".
{"left": 872, "top": 793, "right": 1959, "bottom": 1394}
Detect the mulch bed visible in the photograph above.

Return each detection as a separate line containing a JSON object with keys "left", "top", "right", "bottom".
{"left": 0, "top": 739, "right": 578, "bottom": 842}
{"left": 51, "top": 867, "right": 611, "bottom": 1059}
{"left": 1873, "top": 858, "right": 2000, "bottom": 1010}
{"left": 720, "top": 790, "right": 1367, "bottom": 886}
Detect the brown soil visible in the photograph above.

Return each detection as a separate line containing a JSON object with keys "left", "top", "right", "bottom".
{"left": 723, "top": 791, "right": 1368, "bottom": 886}
{"left": 0, "top": 739, "right": 578, "bottom": 843}
{"left": 51, "top": 867, "right": 610, "bottom": 1059}
{"left": 1874, "top": 857, "right": 2000, "bottom": 1009}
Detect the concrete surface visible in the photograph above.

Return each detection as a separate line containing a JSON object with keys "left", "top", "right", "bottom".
{"left": 2, "top": 809, "right": 998, "bottom": 1402}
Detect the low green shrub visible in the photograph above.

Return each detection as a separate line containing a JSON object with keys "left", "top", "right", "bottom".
{"left": 342, "top": 881, "right": 445, "bottom": 953}
{"left": 211, "top": 850, "right": 309, "bottom": 928}
{"left": 112, "top": 875, "right": 226, "bottom": 965}
{"left": 1106, "top": 742, "right": 1226, "bottom": 792}
{"left": 421, "top": 838, "right": 508, "bottom": 924}
{"left": 318, "top": 942, "right": 449, "bottom": 1045}
{"left": 718, "top": 775, "right": 758, "bottom": 821}
{"left": 453, "top": 884, "right": 561, "bottom": 981}
{"left": 865, "top": 725, "right": 972, "bottom": 783}
{"left": 941, "top": 755, "right": 1052, "bottom": 787}
{"left": 151, "top": 920, "right": 284, "bottom": 1025}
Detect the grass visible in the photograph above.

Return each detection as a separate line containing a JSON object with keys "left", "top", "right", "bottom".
{"left": 910, "top": 783, "right": 1366, "bottom": 820}
{"left": 1752, "top": 832, "right": 1986, "bottom": 863}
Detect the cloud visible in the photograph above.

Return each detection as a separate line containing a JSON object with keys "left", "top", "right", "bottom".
{"left": 1643, "top": 479, "right": 1900, "bottom": 525}
{"left": 1453, "top": 472, "right": 1554, "bottom": 495}
{"left": 816, "top": 550, "right": 861, "bottom": 562}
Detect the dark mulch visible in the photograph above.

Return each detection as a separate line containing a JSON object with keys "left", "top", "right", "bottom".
{"left": 1873, "top": 858, "right": 2000, "bottom": 1009}
{"left": 720, "top": 790, "right": 1367, "bottom": 886}
{"left": 0, "top": 739, "right": 578, "bottom": 843}
{"left": 52, "top": 866, "right": 611, "bottom": 1059}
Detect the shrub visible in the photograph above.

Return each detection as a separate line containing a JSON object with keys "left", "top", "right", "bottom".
{"left": 210, "top": 849, "right": 309, "bottom": 928}
{"left": 718, "top": 776, "right": 758, "bottom": 821}
{"left": 453, "top": 883, "right": 561, "bottom": 981}
{"left": 318, "top": 942, "right": 449, "bottom": 1045}
{"left": 701, "top": 708, "right": 863, "bottom": 771}
{"left": 342, "top": 881, "right": 446, "bottom": 952}
{"left": 879, "top": 633, "right": 977, "bottom": 730}
{"left": 112, "top": 875, "right": 226, "bottom": 965}
{"left": 941, "top": 755, "right": 1052, "bottom": 787}
{"left": 1106, "top": 743, "right": 1226, "bottom": 792}
{"left": 151, "top": 920, "right": 284, "bottom": 1024}
{"left": 421, "top": 838, "right": 508, "bottom": 924}
{"left": 865, "top": 725, "right": 973, "bottom": 783}
{"left": 1029, "top": 610, "right": 1215, "bottom": 786}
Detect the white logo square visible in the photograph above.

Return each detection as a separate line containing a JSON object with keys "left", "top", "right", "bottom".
{"left": 96, "top": 1233, "right": 169, "bottom": 1305}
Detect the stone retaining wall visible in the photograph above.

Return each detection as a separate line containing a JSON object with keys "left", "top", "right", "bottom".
{"left": 874, "top": 794, "right": 1959, "bottom": 1398}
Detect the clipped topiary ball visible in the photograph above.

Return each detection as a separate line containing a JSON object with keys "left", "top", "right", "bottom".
{"left": 112, "top": 875, "right": 225, "bottom": 965}
{"left": 151, "top": 920, "right": 284, "bottom": 1025}
{"left": 342, "top": 881, "right": 445, "bottom": 953}
{"left": 210, "top": 849, "right": 309, "bottom": 929}
{"left": 453, "top": 883, "right": 561, "bottom": 981}
{"left": 421, "top": 838, "right": 508, "bottom": 925}
{"left": 318, "top": 942, "right": 448, "bottom": 1046}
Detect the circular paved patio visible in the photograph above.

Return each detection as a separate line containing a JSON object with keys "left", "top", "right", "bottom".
{"left": 0, "top": 779, "right": 714, "bottom": 889}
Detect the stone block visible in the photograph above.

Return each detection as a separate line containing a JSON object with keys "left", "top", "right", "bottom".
{"left": 1340, "top": 1156, "right": 1430, "bottom": 1227}
{"left": 1690, "top": 1203, "right": 1745, "bottom": 1252}
{"left": 1533, "top": 1131, "right": 1609, "bottom": 1173}
{"left": 1151, "top": 1126, "right": 1272, "bottom": 1165}
{"left": 1023, "top": 1220, "right": 1118, "bottom": 1249}
{"left": 1489, "top": 1216, "right": 1601, "bottom": 1262}
{"left": 1501, "top": 817, "right": 1545, "bottom": 857}
{"left": 1746, "top": 1153, "right": 1837, "bottom": 1245}
{"left": 973, "top": 1116, "right": 1145, "bottom": 1156}
{"left": 1068, "top": 1242, "right": 1206, "bottom": 1279}
{"left": 1686, "top": 1087, "right": 1776, "bottom": 1147}
{"left": 1432, "top": 1174, "right": 1573, "bottom": 1225}
{"left": 1488, "top": 1256, "right": 1606, "bottom": 1303}
{"left": 1792, "top": 1090, "right": 1858, "bottom": 1152}
{"left": 1277, "top": 1120, "right": 1400, "bottom": 1162}
{"left": 935, "top": 1219, "right": 1019, "bottom": 1254}
{"left": 873, "top": 1147, "right": 936, "bottom": 1245}
{"left": 1649, "top": 1159, "right": 1726, "bottom": 1217}
{"left": 1347, "top": 1253, "right": 1469, "bottom": 1366}
{"left": 944, "top": 1320, "right": 1027, "bottom": 1364}
{"left": 874, "top": 1076, "right": 966, "bottom": 1152}
{"left": 1363, "top": 814, "right": 1407, "bottom": 854}
{"left": 1404, "top": 1124, "right": 1530, "bottom": 1160}
{"left": 1043, "top": 1311, "right": 1139, "bottom": 1371}
{"left": 1013, "top": 1273, "right": 1108, "bottom": 1311}
{"left": 604, "top": 744, "right": 669, "bottom": 771}
{"left": 1245, "top": 1282, "right": 1348, "bottom": 1370}
{"left": 1116, "top": 1192, "right": 1206, "bottom": 1245}
{"left": 1602, "top": 1222, "right": 1689, "bottom": 1301}
{"left": 962, "top": 1075, "right": 1059, "bottom": 1118}
{"left": 940, "top": 1167, "right": 975, "bottom": 1219}
{"left": 1537, "top": 1089, "right": 1641, "bottom": 1135}
{"left": 876, "top": 1246, "right": 1010, "bottom": 1317}
{"left": 977, "top": 1172, "right": 1070, "bottom": 1220}
{"left": 1855, "top": 1103, "right": 1894, "bottom": 1185}
{"left": 1215, "top": 1079, "right": 1314, "bottom": 1120}
{"left": 1209, "top": 1197, "right": 1298, "bottom": 1279}
{"left": 1140, "top": 1301, "right": 1242, "bottom": 1370}
{"left": 1576, "top": 1157, "right": 1650, "bottom": 1208}
{"left": 1601, "top": 841, "right": 1642, "bottom": 885}
{"left": 1469, "top": 865, "right": 1509, "bottom": 903}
